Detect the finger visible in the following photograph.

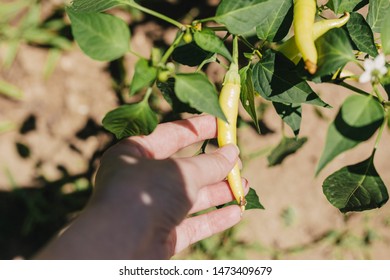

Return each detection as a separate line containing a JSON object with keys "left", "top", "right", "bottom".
{"left": 127, "top": 115, "right": 217, "bottom": 159}
{"left": 174, "top": 205, "right": 242, "bottom": 254}
{"left": 177, "top": 144, "right": 239, "bottom": 189}
{"left": 189, "top": 179, "right": 249, "bottom": 214}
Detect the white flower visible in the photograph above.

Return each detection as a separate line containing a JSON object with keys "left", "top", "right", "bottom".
{"left": 359, "top": 53, "right": 388, "bottom": 83}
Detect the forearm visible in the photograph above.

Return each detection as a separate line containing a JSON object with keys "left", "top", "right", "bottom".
{"left": 34, "top": 197, "right": 170, "bottom": 260}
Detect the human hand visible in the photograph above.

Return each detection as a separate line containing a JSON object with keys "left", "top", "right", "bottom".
{"left": 35, "top": 115, "right": 248, "bottom": 259}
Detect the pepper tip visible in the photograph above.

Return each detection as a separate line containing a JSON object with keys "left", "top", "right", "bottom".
{"left": 239, "top": 196, "right": 247, "bottom": 215}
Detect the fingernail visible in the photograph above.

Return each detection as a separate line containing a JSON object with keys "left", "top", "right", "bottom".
{"left": 219, "top": 144, "right": 239, "bottom": 164}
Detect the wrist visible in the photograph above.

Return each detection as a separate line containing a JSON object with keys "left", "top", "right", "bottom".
{"left": 86, "top": 188, "right": 171, "bottom": 259}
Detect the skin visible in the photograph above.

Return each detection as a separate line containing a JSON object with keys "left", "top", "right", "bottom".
{"left": 34, "top": 115, "right": 249, "bottom": 259}
{"left": 293, "top": 0, "right": 317, "bottom": 74}
{"left": 217, "top": 64, "right": 246, "bottom": 211}
{"left": 278, "top": 13, "right": 350, "bottom": 64}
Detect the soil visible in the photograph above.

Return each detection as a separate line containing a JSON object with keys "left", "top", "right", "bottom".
{"left": 1, "top": 0, "right": 390, "bottom": 260}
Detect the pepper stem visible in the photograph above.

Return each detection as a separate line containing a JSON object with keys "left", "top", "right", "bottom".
{"left": 223, "top": 36, "right": 240, "bottom": 85}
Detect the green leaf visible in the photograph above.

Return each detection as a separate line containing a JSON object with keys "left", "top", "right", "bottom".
{"left": 193, "top": 29, "right": 232, "bottom": 61}
{"left": 252, "top": 50, "right": 329, "bottom": 107}
{"left": 316, "top": 28, "right": 355, "bottom": 76}
{"left": 316, "top": 95, "right": 385, "bottom": 175}
{"left": 70, "top": 0, "right": 123, "bottom": 12}
{"left": 255, "top": 0, "right": 293, "bottom": 42}
{"left": 240, "top": 66, "right": 260, "bottom": 133}
{"left": 273, "top": 102, "right": 302, "bottom": 136}
{"left": 67, "top": 9, "right": 130, "bottom": 61}
{"left": 345, "top": 12, "right": 378, "bottom": 57}
{"left": 175, "top": 73, "right": 227, "bottom": 121}
{"left": 221, "top": 188, "right": 265, "bottom": 210}
{"left": 367, "top": 0, "right": 390, "bottom": 33}
{"left": 0, "top": 79, "right": 23, "bottom": 100}
{"left": 327, "top": 0, "right": 366, "bottom": 13}
{"left": 157, "top": 79, "right": 199, "bottom": 114}
{"left": 172, "top": 42, "right": 211, "bottom": 67}
{"left": 130, "top": 59, "right": 157, "bottom": 95}
{"left": 215, "top": 0, "right": 284, "bottom": 35}
{"left": 381, "top": 8, "right": 390, "bottom": 55}
{"left": 323, "top": 154, "right": 389, "bottom": 213}
{"left": 102, "top": 101, "right": 158, "bottom": 139}
{"left": 267, "top": 137, "right": 307, "bottom": 167}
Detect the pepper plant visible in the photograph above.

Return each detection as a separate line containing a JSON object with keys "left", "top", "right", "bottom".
{"left": 66, "top": 0, "right": 390, "bottom": 213}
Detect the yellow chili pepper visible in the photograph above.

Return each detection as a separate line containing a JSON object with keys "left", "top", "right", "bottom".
{"left": 217, "top": 63, "right": 246, "bottom": 212}
{"left": 293, "top": 0, "right": 317, "bottom": 74}
{"left": 278, "top": 12, "right": 350, "bottom": 65}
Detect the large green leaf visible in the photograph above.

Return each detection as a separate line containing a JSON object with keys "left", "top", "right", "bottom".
{"left": 267, "top": 137, "right": 307, "bottom": 167}
{"left": 345, "top": 12, "right": 378, "bottom": 57}
{"left": 130, "top": 59, "right": 157, "bottom": 95}
{"left": 240, "top": 66, "right": 260, "bottom": 133}
{"left": 316, "top": 28, "right": 355, "bottom": 76}
{"left": 193, "top": 29, "right": 232, "bottom": 61}
{"left": 215, "top": 0, "right": 285, "bottom": 35}
{"left": 316, "top": 95, "right": 385, "bottom": 175}
{"left": 70, "top": 0, "right": 124, "bottom": 12}
{"left": 367, "top": 0, "right": 390, "bottom": 33}
{"left": 102, "top": 101, "right": 158, "bottom": 139}
{"left": 67, "top": 9, "right": 130, "bottom": 61}
{"left": 273, "top": 102, "right": 302, "bottom": 136}
{"left": 157, "top": 79, "right": 199, "bottom": 114}
{"left": 172, "top": 42, "right": 211, "bottom": 67}
{"left": 323, "top": 154, "right": 389, "bottom": 212}
{"left": 252, "top": 50, "right": 329, "bottom": 106}
{"left": 255, "top": 0, "right": 293, "bottom": 42}
{"left": 327, "top": 0, "right": 367, "bottom": 13}
{"left": 175, "top": 73, "right": 227, "bottom": 121}
{"left": 381, "top": 8, "right": 390, "bottom": 55}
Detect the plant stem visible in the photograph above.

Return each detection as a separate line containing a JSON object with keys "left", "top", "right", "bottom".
{"left": 383, "top": 101, "right": 390, "bottom": 108}
{"left": 125, "top": 0, "right": 184, "bottom": 29}
{"left": 373, "top": 83, "right": 385, "bottom": 103}
{"left": 339, "top": 81, "right": 371, "bottom": 97}
{"left": 160, "top": 31, "right": 185, "bottom": 64}
{"left": 373, "top": 119, "right": 386, "bottom": 152}
{"left": 128, "top": 48, "right": 145, "bottom": 59}
{"left": 193, "top": 17, "right": 217, "bottom": 24}
{"left": 353, "top": 59, "right": 365, "bottom": 71}
{"left": 142, "top": 87, "right": 153, "bottom": 103}
{"left": 239, "top": 36, "right": 255, "bottom": 51}
{"left": 208, "top": 26, "right": 228, "bottom": 31}
{"left": 233, "top": 35, "right": 239, "bottom": 65}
